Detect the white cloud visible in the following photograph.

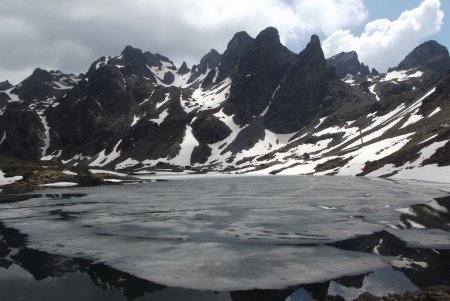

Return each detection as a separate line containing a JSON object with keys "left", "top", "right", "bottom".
{"left": 0, "top": 0, "right": 368, "bottom": 84}
{"left": 322, "top": 0, "right": 444, "bottom": 72}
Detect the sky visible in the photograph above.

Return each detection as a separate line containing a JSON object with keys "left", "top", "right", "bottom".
{"left": 0, "top": 0, "right": 448, "bottom": 84}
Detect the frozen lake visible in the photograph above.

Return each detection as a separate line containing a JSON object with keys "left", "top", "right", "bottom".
{"left": 0, "top": 175, "right": 449, "bottom": 300}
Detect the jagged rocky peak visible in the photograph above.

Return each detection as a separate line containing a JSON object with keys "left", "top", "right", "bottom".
{"left": 264, "top": 34, "right": 336, "bottom": 133}
{"left": 143, "top": 52, "right": 175, "bottom": 69}
{"left": 11, "top": 68, "right": 55, "bottom": 101}
{"left": 122, "top": 46, "right": 173, "bottom": 67}
{"left": 122, "top": 45, "right": 143, "bottom": 59}
{"left": 0, "top": 80, "right": 13, "bottom": 91}
{"left": 252, "top": 26, "right": 287, "bottom": 55}
{"left": 300, "top": 34, "right": 325, "bottom": 62}
{"left": 227, "top": 31, "right": 254, "bottom": 51}
{"left": 222, "top": 27, "right": 296, "bottom": 125}
{"left": 109, "top": 45, "right": 176, "bottom": 71}
{"left": 255, "top": 26, "right": 281, "bottom": 45}
{"left": 27, "top": 68, "right": 53, "bottom": 82}
{"left": 177, "top": 61, "right": 190, "bottom": 75}
{"left": 188, "top": 49, "right": 221, "bottom": 85}
{"left": 395, "top": 40, "right": 450, "bottom": 74}
{"left": 326, "top": 50, "right": 372, "bottom": 79}
{"left": 214, "top": 31, "right": 254, "bottom": 84}
{"left": 192, "top": 49, "right": 221, "bottom": 74}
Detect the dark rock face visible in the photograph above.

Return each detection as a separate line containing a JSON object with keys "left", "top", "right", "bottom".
{"left": 177, "top": 61, "right": 190, "bottom": 75}
{"left": 191, "top": 143, "right": 212, "bottom": 164}
{"left": 264, "top": 35, "right": 336, "bottom": 133}
{"left": 0, "top": 81, "right": 12, "bottom": 91}
{"left": 326, "top": 51, "right": 371, "bottom": 78}
{"left": 119, "top": 88, "right": 192, "bottom": 162}
{"left": 11, "top": 69, "right": 55, "bottom": 102}
{"left": 0, "top": 103, "right": 44, "bottom": 159}
{"left": 162, "top": 71, "right": 175, "bottom": 85}
{"left": 216, "top": 31, "right": 254, "bottom": 83}
{"left": 0, "top": 93, "right": 10, "bottom": 106}
{"left": 223, "top": 27, "right": 296, "bottom": 125}
{"left": 46, "top": 65, "right": 136, "bottom": 157}
{"left": 191, "top": 113, "right": 231, "bottom": 144}
{"left": 396, "top": 40, "right": 450, "bottom": 75}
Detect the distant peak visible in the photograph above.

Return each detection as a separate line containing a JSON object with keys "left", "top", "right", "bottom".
{"left": 32, "top": 68, "right": 48, "bottom": 75}
{"left": 122, "top": 45, "right": 143, "bottom": 56}
{"left": 208, "top": 49, "right": 220, "bottom": 56}
{"left": 201, "top": 49, "right": 221, "bottom": 64}
{"left": 28, "top": 68, "right": 53, "bottom": 82}
{"left": 326, "top": 50, "right": 372, "bottom": 78}
{"left": 330, "top": 51, "right": 359, "bottom": 61}
{"left": 306, "top": 34, "right": 322, "bottom": 52}
{"left": 396, "top": 39, "right": 450, "bottom": 73}
{"left": 178, "top": 61, "right": 190, "bottom": 75}
{"left": 310, "top": 34, "right": 320, "bottom": 44}
{"left": 0, "top": 80, "right": 12, "bottom": 91}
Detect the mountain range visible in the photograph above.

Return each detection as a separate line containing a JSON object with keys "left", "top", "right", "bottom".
{"left": 1, "top": 27, "right": 449, "bottom": 183}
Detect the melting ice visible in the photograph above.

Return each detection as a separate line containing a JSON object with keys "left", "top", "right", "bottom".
{"left": 0, "top": 175, "right": 448, "bottom": 291}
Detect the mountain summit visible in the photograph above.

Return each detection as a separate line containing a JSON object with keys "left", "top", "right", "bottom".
{"left": 326, "top": 51, "right": 375, "bottom": 79}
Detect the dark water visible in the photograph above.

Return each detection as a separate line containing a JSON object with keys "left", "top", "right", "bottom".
{"left": 0, "top": 176, "right": 449, "bottom": 300}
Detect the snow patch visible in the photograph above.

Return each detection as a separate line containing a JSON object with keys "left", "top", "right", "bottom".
{"left": 0, "top": 131, "right": 6, "bottom": 145}
{"left": 381, "top": 69, "right": 423, "bottom": 82}
{"left": 428, "top": 107, "right": 441, "bottom": 118}
{"left": 315, "top": 117, "right": 327, "bottom": 129}
{"left": 168, "top": 126, "right": 199, "bottom": 166}
{"left": 391, "top": 258, "right": 428, "bottom": 269}
{"left": 184, "top": 78, "right": 231, "bottom": 113}
{"left": 338, "top": 134, "right": 414, "bottom": 176}
{"left": 62, "top": 170, "right": 77, "bottom": 176}
{"left": 115, "top": 158, "right": 140, "bottom": 170}
{"left": 400, "top": 111, "right": 423, "bottom": 129}
{"left": 131, "top": 115, "right": 141, "bottom": 127}
{"left": 156, "top": 93, "right": 171, "bottom": 109}
{"left": 37, "top": 112, "right": 50, "bottom": 157}
{"left": 150, "top": 109, "right": 169, "bottom": 125}
{"left": 89, "top": 169, "right": 127, "bottom": 176}
{"left": 369, "top": 84, "right": 380, "bottom": 101}
{"left": 0, "top": 170, "right": 22, "bottom": 186}
{"left": 39, "top": 182, "right": 78, "bottom": 187}
{"left": 89, "top": 140, "right": 122, "bottom": 167}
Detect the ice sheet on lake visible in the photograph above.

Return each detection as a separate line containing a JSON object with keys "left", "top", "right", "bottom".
{"left": 327, "top": 266, "right": 417, "bottom": 300}
{"left": 0, "top": 176, "right": 448, "bottom": 291}
{"left": 386, "top": 228, "right": 450, "bottom": 249}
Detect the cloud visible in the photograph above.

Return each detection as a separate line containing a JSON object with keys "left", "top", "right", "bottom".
{"left": 0, "top": 0, "right": 368, "bottom": 84}
{"left": 322, "top": 0, "right": 444, "bottom": 71}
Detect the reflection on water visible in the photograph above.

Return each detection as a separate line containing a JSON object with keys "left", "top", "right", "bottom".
{"left": 0, "top": 176, "right": 449, "bottom": 300}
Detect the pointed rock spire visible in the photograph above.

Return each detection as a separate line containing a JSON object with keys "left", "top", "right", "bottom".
{"left": 178, "top": 61, "right": 190, "bottom": 75}
{"left": 0, "top": 80, "right": 13, "bottom": 91}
